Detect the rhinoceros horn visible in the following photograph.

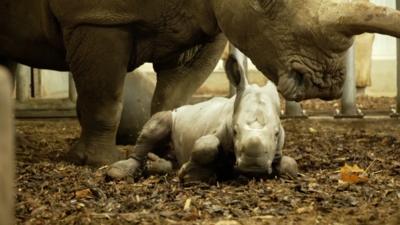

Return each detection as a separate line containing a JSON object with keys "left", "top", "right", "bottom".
{"left": 320, "top": 1, "right": 400, "bottom": 38}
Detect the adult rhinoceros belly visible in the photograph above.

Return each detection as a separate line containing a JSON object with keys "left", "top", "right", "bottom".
{"left": 171, "top": 97, "right": 234, "bottom": 165}
{"left": 0, "top": 0, "right": 67, "bottom": 70}
{"left": 48, "top": 0, "right": 157, "bottom": 27}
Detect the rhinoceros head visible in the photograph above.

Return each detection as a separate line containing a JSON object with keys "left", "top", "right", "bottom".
{"left": 225, "top": 55, "right": 283, "bottom": 175}
{"left": 214, "top": 0, "right": 400, "bottom": 101}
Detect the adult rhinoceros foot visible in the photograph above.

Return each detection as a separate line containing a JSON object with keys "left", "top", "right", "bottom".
{"left": 65, "top": 141, "right": 124, "bottom": 167}
{"left": 106, "top": 158, "right": 141, "bottom": 179}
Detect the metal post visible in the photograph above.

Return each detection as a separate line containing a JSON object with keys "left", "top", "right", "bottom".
{"left": 393, "top": 0, "right": 400, "bottom": 117}
{"left": 227, "top": 44, "right": 248, "bottom": 96}
{"left": 396, "top": 38, "right": 400, "bottom": 117}
{"left": 0, "top": 71, "right": 15, "bottom": 225}
{"left": 284, "top": 101, "right": 307, "bottom": 118}
{"left": 32, "top": 68, "right": 42, "bottom": 98}
{"left": 15, "top": 64, "right": 31, "bottom": 102}
{"left": 69, "top": 73, "right": 77, "bottom": 102}
{"left": 335, "top": 46, "right": 363, "bottom": 118}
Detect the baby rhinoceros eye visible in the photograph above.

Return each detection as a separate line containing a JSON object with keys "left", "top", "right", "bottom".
{"left": 274, "top": 129, "right": 280, "bottom": 139}
{"left": 233, "top": 125, "right": 239, "bottom": 136}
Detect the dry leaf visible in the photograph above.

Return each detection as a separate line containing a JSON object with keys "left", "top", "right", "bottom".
{"left": 91, "top": 213, "right": 115, "bottom": 219}
{"left": 215, "top": 220, "right": 241, "bottom": 225}
{"left": 120, "top": 213, "right": 138, "bottom": 222}
{"left": 309, "top": 127, "right": 317, "bottom": 133}
{"left": 142, "top": 176, "right": 160, "bottom": 185}
{"left": 296, "top": 205, "right": 314, "bottom": 214}
{"left": 339, "top": 164, "right": 368, "bottom": 184}
{"left": 75, "top": 189, "right": 93, "bottom": 199}
{"left": 183, "top": 198, "right": 191, "bottom": 211}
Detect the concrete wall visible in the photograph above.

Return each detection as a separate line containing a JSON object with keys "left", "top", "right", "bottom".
{"left": 39, "top": 70, "right": 69, "bottom": 99}
{"left": 366, "top": 0, "right": 398, "bottom": 96}
{"left": 367, "top": 59, "right": 397, "bottom": 96}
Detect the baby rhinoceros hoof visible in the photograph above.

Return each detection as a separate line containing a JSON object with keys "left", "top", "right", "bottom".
{"left": 107, "top": 158, "right": 140, "bottom": 179}
{"left": 146, "top": 153, "right": 173, "bottom": 175}
{"left": 178, "top": 161, "right": 217, "bottom": 184}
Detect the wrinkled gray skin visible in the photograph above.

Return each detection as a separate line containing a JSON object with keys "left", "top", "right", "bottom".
{"left": 1, "top": 0, "right": 400, "bottom": 166}
{"left": 108, "top": 56, "right": 298, "bottom": 182}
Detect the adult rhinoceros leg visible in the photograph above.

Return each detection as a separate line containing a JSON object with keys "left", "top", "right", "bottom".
{"left": 178, "top": 135, "right": 220, "bottom": 183}
{"left": 151, "top": 34, "right": 227, "bottom": 113}
{"left": 63, "top": 26, "right": 133, "bottom": 166}
{"left": 107, "top": 111, "right": 173, "bottom": 179}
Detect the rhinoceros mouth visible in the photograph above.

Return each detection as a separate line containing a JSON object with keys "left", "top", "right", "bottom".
{"left": 235, "top": 156, "right": 273, "bottom": 175}
{"left": 277, "top": 66, "right": 307, "bottom": 101}
{"left": 277, "top": 61, "right": 346, "bottom": 101}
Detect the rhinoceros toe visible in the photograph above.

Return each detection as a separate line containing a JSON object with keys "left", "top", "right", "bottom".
{"left": 178, "top": 161, "right": 217, "bottom": 183}
{"left": 146, "top": 153, "right": 173, "bottom": 175}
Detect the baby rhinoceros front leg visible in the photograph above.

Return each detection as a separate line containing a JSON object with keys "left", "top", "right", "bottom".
{"left": 107, "top": 111, "right": 173, "bottom": 179}
{"left": 178, "top": 135, "right": 220, "bottom": 183}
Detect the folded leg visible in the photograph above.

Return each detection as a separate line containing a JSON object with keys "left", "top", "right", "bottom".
{"left": 107, "top": 111, "right": 172, "bottom": 179}
{"left": 178, "top": 135, "right": 220, "bottom": 183}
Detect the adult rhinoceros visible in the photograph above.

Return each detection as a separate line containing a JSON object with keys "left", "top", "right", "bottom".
{"left": 1, "top": 0, "right": 399, "bottom": 166}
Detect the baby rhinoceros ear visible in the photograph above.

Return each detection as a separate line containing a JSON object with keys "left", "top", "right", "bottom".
{"left": 249, "top": 0, "right": 280, "bottom": 14}
{"left": 225, "top": 53, "right": 248, "bottom": 93}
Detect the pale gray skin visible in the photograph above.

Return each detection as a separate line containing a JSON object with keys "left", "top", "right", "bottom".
{"left": 108, "top": 56, "right": 298, "bottom": 182}
{"left": 1, "top": 0, "right": 400, "bottom": 166}
{"left": 117, "top": 70, "right": 155, "bottom": 145}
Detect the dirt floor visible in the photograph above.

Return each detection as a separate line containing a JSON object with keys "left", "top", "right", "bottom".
{"left": 15, "top": 97, "right": 400, "bottom": 225}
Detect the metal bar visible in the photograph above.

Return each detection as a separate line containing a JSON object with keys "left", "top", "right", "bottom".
{"left": 15, "top": 98, "right": 76, "bottom": 110}
{"left": 0, "top": 71, "right": 15, "bottom": 225}
{"left": 397, "top": 37, "right": 400, "bottom": 116}
{"left": 335, "top": 46, "right": 363, "bottom": 118}
{"left": 32, "top": 68, "right": 42, "bottom": 98}
{"left": 394, "top": 0, "right": 400, "bottom": 117}
{"left": 15, "top": 109, "right": 77, "bottom": 118}
{"left": 15, "top": 64, "right": 31, "bottom": 102}
{"left": 69, "top": 73, "right": 77, "bottom": 102}
{"left": 284, "top": 101, "right": 307, "bottom": 118}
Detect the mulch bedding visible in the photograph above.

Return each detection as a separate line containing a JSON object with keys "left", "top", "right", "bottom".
{"left": 15, "top": 97, "right": 400, "bottom": 225}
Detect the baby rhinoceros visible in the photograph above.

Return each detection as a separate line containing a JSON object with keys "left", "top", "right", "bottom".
{"left": 108, "top": 57, "right": 298, "bottom": 182}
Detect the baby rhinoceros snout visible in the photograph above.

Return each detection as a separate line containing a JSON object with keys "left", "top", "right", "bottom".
{"left": 241, "top": 136, "right": 267, "bottom": 157}
{"left": 235, "top": 136, "right": 274, "bottom": 175}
